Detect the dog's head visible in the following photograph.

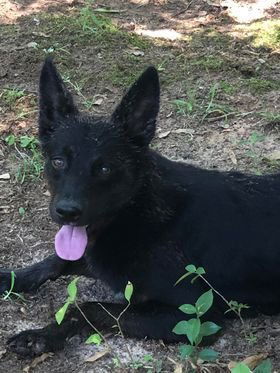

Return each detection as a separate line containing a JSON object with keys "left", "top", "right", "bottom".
{"left": 39, "top": 58, "right": 160, "bottom": 231}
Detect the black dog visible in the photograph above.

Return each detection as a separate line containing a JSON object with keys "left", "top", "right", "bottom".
{"left": 1, "top": 58, "right": 280, "bottom": 357}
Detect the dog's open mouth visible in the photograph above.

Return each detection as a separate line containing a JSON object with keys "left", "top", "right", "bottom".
{"left": 55, "top": 225, "right": 88, "bottom": 261}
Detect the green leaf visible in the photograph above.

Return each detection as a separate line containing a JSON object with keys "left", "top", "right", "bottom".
{"left": 200, "top": 321, "right": 221, "bottom": 337}
{"left": 195, "top": 290, "right": 213, "bottom": 316}
{"left": 185, "top": 264, "right": 197, "bottom": 273}
{"left": 179, "top": 344, "right": 194, "bottom": 359}
{"left": 18, "top": 207, "right": 25, "bottom": 216}
{"left": 5, "top": 135, "right": 15, "bottom": 146}
{"left": 198, "top": 348, "right": 219, "bottom": 362}
{"left": 143, "top": 354, "right": 153, "bottom": 362}
{"left": 55, "top": 302, "right": 70, "bottom": 325}
{"left": 67, "top": 277, "right": 79, "bottom": 302}
{"left": 185, "top": 318, "right": 201, "bottom": 345}
{"left": 85, "top": 333, "right": 102, "bottom": 345}
{"left": 254, "top": 359, "right": 272, "bottom": 373}
{"left": 124, "top": 281, "right": 133, "bottom": 302}
{"left": 20, "top": 136, "right": 34, "bottom": 148}
{"left": 196, "top": 267, "right": 206, "bottom": 275}
{"left": 173, "top": 320, "right": 189, "bottom": 335}
{"left": 179, "top": 304, "right": 197, "bottom": 315}
{"left": 231, "top": 363, "right": 251, "bottom": 373}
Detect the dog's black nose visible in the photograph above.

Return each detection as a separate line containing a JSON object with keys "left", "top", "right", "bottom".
{"left": 56, "top": 201, "right": 82, "bottom": 222}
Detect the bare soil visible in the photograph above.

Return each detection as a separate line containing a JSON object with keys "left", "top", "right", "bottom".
{"left": 0, "top": 0, "right": 280, "bottom": 372}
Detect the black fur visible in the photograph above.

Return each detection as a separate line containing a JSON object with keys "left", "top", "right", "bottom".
{"left": 2, "top": 58, "right": 280, "bottom": 357}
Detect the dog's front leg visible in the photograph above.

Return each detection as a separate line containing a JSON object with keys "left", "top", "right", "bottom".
{"left": 8, "top": 300, "right": 192, "bottom": 357}
{"left": 0, "top": 254, "right": 89, "bottom": 294}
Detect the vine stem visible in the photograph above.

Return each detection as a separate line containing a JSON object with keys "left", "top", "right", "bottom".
{"left": 97, "top": 302, "right": 134, "bottom": 363}
{"left": 75, "top": 301, "right": 125, "bottom": 368}
{"left": 198, "top": 275, "right": 247, "bottom": 333}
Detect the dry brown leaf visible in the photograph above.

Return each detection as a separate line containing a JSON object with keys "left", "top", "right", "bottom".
{"left": 93, "top": 98, "right": 103, "bottom": 106}
{"left": 0, "top": 173, "right": 10, "bottom": 180}
{"left": 229, "top": 150, "right": 237, "bottom": 165}
{"left": 228, "top": 353, "right": 268, "bottom": 370}
{"left": 265, "top": 150, "right": 280, "bottom": 161}
{"left": 172, "top": 129, "right": 193, "bottom": 135}
{"left": 85, "top": 349, "right": 109, "bottom": 363}
{"left": 0, "top": 349, "right": 6, "bottom": 359}
{"left": 132, "top": 50, "right": 144, "bottom": 56}
{"left": 23, "top": 353, "right": 53, "bottom": 372}
{"left": 32, "top": 32, "right": 50, "bottom": 38}
{"left": 26, "top": 42, "right": 38, "bottom": 49}
{"left": 174, "top": 362, "right": 183, "bottom": 373}
{"left": 158, "top": 130, "right": 171, "bottom": 139}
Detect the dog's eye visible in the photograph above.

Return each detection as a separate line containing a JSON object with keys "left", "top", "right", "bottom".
{"left": 100, "top": 166, "right": 111, "bottom": 175}
{"left": 51, "top": 158, "right": 65, "bottom": 170}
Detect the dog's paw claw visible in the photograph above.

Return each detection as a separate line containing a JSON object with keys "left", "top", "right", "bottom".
{"left": 8, "top": 330, "right": 52, "bottom": 358}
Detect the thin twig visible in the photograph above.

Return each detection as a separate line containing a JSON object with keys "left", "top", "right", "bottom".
{"left": 75, "top": 301, "right": 125, "bottom": 368}
{"left": 97, "top": 302, "right": 134, "bottom": 363}
{"left": 173, "top": 0, "right": 194, "bottom": 17}
{"left": 199, "top": 275, "right": 246, "bottom": 330}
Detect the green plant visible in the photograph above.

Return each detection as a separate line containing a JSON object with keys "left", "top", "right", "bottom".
{"left": 2, "top": 271, "right": 25, "bottom": 301}
{"left": 77, "top": 5, "right": 117, "bottom": 35}
{"left": 1, "top": 88, "right": 26, "bottom": 107}
{"left": 56, "top": 278, "right": 135, "bottom": 367}
{"left": 62, "top": 74, "right": 97, "bottom": 110}
{"left": 202, "top": 83, "right": 235, "bottom": 122}
{"left": 176, "top": 265, "right": 250, "bottom": 340}
{"left": 1, "top": 89, "right": 36, "bottom": 119}
{"left": 18, "top": 207, "right": 26, "bottom": 217}
{"left": 230, "top": 359, "right": 272, "bottom": 373}
{"left": 4, "top": 135, "right": 43, "bottom": 183}
{"left": 191, "top": 56, "right": 224, "bottom": 71}
{"left": 173, "top": 287, "right": 221, "bottom": 364}
{"left": 259, "top": 111, "right": 280, "bottom": 124}
{"left": 129, "top": 354, "right": 160, "bottom": 371}
{"left": 172, "top": 88, "right": 196, "bottom": 116}
{"left": 244, "top": 78, "right": 280, "bottom": 94}
{"left": 98, "top": 281, "right": 134, "bottom": 339}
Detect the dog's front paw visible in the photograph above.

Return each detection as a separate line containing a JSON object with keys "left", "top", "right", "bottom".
{"left": 8, "top": 329, "right": 61, "bottom": 358}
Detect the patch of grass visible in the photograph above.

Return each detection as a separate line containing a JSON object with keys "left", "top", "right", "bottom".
{"left": 106, "top": 60, "right": 144, "bottom": 87}
{"left": 191, "top": 55, "right": 225, "bottom": 71}
{"left": 259, "top": 111, "right": 280, "bottom": 124}
{"left": 39, "top": 6, "right": 150, "bottom": 52}
{"left": 203, "top": 29, "right": 232, "bottom": 47}
{"left": 1, "top": 88, "right": 37, "bottom": 119}
{"left": 77, "top": 6, "right": 117, "bottom": 35}
{"left": 173, "top": 82, "right": 236, "bottom": 123}
{"left": 248, "top": 20, "right": 280, "bottom": 50}
{"left": 239, "top": 131, "right": 266, "bottom": 146}
{"left": 4, "top": 135, "right": 43, "bottom": 183}
{"left": 243, "top": 78, "right": 280, "bottom": 94}
{"left": 219, "top": 80, "right": 237, "bottom": 95}
{"left": 172, "top": 86, "right": 197, "bottom": 116}
{"left": 1, "top": 88, "right": 26, "bottom": 108}
{"left": 126, "top": 33, "right": 151, "bottom": 50}
{"left": 61, "top": 73, "right": 97, "bottom": 109}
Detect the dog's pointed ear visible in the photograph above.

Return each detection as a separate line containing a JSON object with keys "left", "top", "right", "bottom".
{"left": 39, "top": 58, "right": 78, "bottom": 142}
{"left": 111, "top": 66, "right": 160, "bottom": 147}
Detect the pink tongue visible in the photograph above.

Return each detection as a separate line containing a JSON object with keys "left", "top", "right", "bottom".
{"left": 55, "top": 225, "right": 88, "bottom": 261}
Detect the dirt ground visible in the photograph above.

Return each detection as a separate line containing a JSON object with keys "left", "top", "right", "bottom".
{"left": 0, "top": 0, "right": 280, "bottom": 372}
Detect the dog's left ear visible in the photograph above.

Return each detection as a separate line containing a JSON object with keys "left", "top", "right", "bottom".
{"left": 39, "top": 58, "right": 78, "bottom": 142}
{"left": 112, "top": 66, "right": 160, "bottom": 147}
